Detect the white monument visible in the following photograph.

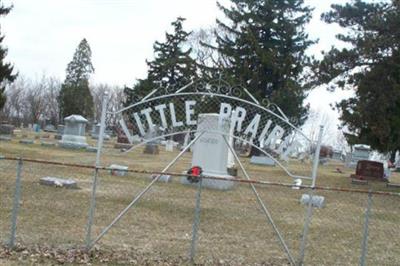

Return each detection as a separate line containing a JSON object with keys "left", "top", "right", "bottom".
{"left": 59, "top": 115, "right": 89, "bottom": 149}
{"left": 182, "top": 113, "right": 235, "bottom": 190}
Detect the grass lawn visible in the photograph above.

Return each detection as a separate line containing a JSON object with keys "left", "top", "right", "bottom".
{"left": 1, "top": 130, "right": 399, "bottom": 265}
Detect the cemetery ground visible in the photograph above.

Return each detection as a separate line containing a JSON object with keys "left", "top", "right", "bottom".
{"left": 1, "top": 131, "right": 400, "bottom": 265}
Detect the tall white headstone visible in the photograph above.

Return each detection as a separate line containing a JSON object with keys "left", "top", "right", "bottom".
{"left": 182, "top": 113, "right": 234, "bottom": 190}
{"left": 59, "top": 115, "right": 88, "bottom": 149}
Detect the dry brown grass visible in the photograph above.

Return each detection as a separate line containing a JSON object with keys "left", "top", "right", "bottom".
{"left": 1, "top": 131, "right": 400, "bottom": 265}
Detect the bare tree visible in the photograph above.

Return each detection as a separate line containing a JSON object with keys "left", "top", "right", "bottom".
{"left": 0, "top": 77, "right": 27, "bottom": 125}
{"left": 2, "top": 75, "right": 62, "bottom": 125}
{"left": 91, "top": 83, "right": 125, "bottom": 127}
{"left": 25, "top": 77, "right": 46, "bottom": 124}
{"left": 187, "top": 26, "right": 235, "bottom": 78}
{"left": 43, "top": 77, "right": 61, "bottom": 125}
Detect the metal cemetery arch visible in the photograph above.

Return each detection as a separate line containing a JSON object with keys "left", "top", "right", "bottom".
{"left": 86, "top": 80, "right": 324, "bottom": 265}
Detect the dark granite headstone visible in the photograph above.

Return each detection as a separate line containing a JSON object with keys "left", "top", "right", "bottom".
{"left": 350, "top": 160, "right": 384, "bottom": 181}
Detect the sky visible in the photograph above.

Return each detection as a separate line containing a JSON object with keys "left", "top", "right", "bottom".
{"left": 1, "top": 0, "right": 354, "bottom": 144}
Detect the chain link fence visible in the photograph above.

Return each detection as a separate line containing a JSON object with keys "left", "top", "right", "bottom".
{"left": 1, "top": 155, "right": 400, "bottom": 265}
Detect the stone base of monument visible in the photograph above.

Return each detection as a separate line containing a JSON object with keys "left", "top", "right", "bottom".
{"left": 181, "top": 172, "right": 235, "bottom": 190}
{"left": 20, "top": 139, "right": 34, "bottom": 144}
{"left": 59, "top": 135, "right": 88, "bottom": 149}
{"left": 250, "top": 156, "right": 275, "bottom": 166}
{"left": 40, "top": 176, "right": 78, "bottom": 189}
{"left": 143, "top": 144, "right": 159, "bottom": 155}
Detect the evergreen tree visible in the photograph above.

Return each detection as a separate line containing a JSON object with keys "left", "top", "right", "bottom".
{"left": 58, "top": 38, "right": 94, "bottom": 119}
{"left": 125, "top": 17, "right": 197, "bottom": 103}
{"left": 206, "top": 0, "right": 314, "bottom": 125}
{"left": 147, "top": 17, "right": 197, "bottom": 90}
{"left": 316, "top": 0, "right": 400, "bottom": 158}
{"left": 0, "top": 3, "right": 17, "bottom": 110}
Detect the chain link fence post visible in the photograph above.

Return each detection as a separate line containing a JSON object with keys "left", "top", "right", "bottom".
{"left": 298, "top": 125, "right": 324, "bottom": 265}
{"left": 86, "top": 91, "right": 108, "bottom": 248}
{"left": 360, "top": 191, "right": 372, "bottom": 266}
{"left": 189, "top": 177, "right": 203, "bottom": 263}
{"left": 8, "top": 158, "right": 23, "bottom": 248}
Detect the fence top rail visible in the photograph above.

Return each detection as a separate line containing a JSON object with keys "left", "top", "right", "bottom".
{"left": 2, "top": 156, "right": 400, "bottom": 197}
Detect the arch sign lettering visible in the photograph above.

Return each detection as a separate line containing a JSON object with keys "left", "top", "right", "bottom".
{"left": 111, "top": 80, "right": 315, "bottom": 181}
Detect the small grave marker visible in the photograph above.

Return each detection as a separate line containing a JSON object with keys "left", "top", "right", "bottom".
{"left": 300, "top": 194, "right": 325, "bottom": 208}
{"left": 19, "top": 139, "right": 34, "bottom": 144}
{"left": 40, "top": 176, "right": 78, "bottom": 189}
{"left": 250, "top": 156, "right": 275, "bottom": 166}
{"left": 109, "top": 164, "right": 128, "bottom": 176}
{"left": 41, "top": 141, "right": 55, "bottom": 147}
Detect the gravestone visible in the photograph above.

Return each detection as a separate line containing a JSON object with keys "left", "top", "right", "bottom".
{"left": 114, "top": 127, "right": 133, "bottom": 149}
{"left": 59, "top": 115, "right": 88, "bottom": 149}
{"left": 40, "top": 176, "right": 78, "bottom": 189}
{"left": 181, "top": 113, "right": 234, "bottom": 190}
{"left": 350, "top": 160, "right": 384, "bottom": 181}
{"left": 44, "top": 124, "right": 56, "bottom": 132}
{"left": 19, "top": 139, "right": 34, "bottom": 144}
{"left": 300, "top": 194, "right": 325, "bottom": 208}
{"left": 109, "top": 164, "right": 128, "bottom": 176}
{"left": 33, "top": 123, "right": 41, "bottom": 132}
{"left": 347, "top": 144, "right": 371, "bottom": 168}
{"left": 0, "top": 123, "right": 14, "bottom": 136}
{"left": 55, "top": 125, "right": 64, "bottom": 140}
{"left": 0, "top": 135, "right": 11, "bottom": 141}
{"left": 250, "top": 156, "right": 276, "bottom": 166}
{"left": 332, "top": 149, "right": 344, "bottom": 161}
{"left": 91, "top": 123, "right": 110, "bottom": 140}
{"left": 143, "top": 131, "right": 159, "bottom": 155}
{"left": 165, "top": 139, "right": 174, "bottom": 152}
{"left": 41, "top": 141, "right": 56, "bottom": 147}
{"left": 86, "top": 146, "right": 98, "bottom": 152}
